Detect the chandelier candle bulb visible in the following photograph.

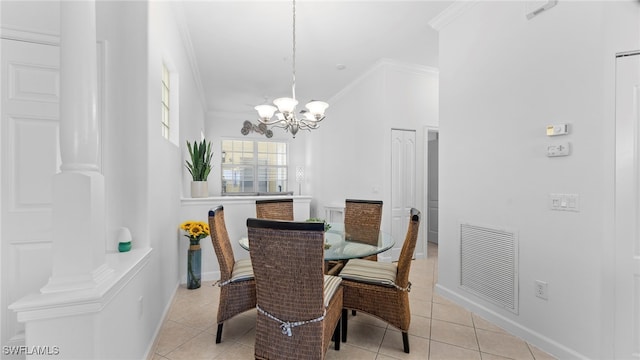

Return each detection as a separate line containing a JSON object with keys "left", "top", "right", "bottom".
{"left": 305, "top": 101, "right": 329, "bottom": 119}
{"left": 274, "top": 97, "right": 298, "bottom": 115}
{"left": 255, "top": 104, "right": 277, "bottom": 121}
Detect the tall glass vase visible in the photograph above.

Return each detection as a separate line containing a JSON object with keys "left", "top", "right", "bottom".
{"left": 187, "top": 239, "right": 202, "bottom": 289}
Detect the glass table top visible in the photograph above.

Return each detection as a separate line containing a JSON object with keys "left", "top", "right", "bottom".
{"left": 239, "top": 222, "right": 395, "bottom": 261}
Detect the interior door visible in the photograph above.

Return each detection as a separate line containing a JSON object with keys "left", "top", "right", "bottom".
{"left": 427, "top": 131, "right": 439, "bottom": 244}
{"left": 1, "top": 39, "right": 59, "bottom": 351}
{"left": 390, "top": 129, "right": 416, "bottom": 261}
{"left": 615, "top": 51, "right": 640, "bottom": 360}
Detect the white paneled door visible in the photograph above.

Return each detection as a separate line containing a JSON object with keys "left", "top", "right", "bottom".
{"left": 390, "top": 129, "right": 416, "bottom": 261}
{"left": 1, "top": 39, "right": 59, "bottom": 351}
{"left": 615, "top": 51, "right": 640, "bottom": 360}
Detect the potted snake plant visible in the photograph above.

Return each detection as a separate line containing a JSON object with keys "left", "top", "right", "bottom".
{"left": 185, "top": 139, "right": 213, "bottom": 197}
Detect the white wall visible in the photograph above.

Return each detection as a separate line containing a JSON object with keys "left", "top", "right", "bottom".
{"left": 147, "top": 0, "right": 206, "bottom": 347}
{"left": 437, "top": 2, "right": 639, "bottom": 359}
{"left": 98, "top": 0, "right": 149, "bottom": 252}
{"left": 309, "top": 59, "right": 439, "bottom": 258}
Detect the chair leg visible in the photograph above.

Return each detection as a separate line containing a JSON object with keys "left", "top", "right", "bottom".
{"left": 402, "top": 331, "right": 410, "bottom": 353}
{"left": 352, "top": 310, "right": 356, "bottom": 316}
{"left": 341, "top": 309, "right": 348, "bottom": 342}
{"left": 216, "top": 323, "right": 223, "bottom": 344}
{"left": 334, "top": 317, "right": 341, "bottom": 351}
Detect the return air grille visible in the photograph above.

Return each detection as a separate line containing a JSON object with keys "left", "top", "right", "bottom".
{"left": 460, "top": 223, "right": 518, "bottom": 313}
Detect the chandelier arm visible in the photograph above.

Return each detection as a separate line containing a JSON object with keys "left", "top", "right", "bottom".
{"left": 298, "top": 120, "right": 320, "bottom": 130}
{"left": 298, "top": 117, "right": 325, "bottom": 127}
{"left": 256, "top": 118, "right": 285, "bottom": 126}
{"left": 271, "top": 123, "right": 289, "bottom": 129}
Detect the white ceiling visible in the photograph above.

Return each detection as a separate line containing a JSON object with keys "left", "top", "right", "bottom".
{"left": 178, "top": 0, "right": 454, "bottom": 115}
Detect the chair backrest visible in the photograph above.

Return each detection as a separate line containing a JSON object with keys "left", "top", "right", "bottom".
{"left": 344, "top": 199, "right": 383, "bottom": 245}
{"left": 255, "top": 198, "right": 294, "bottom": 221}
{"left": 208, "top": 206, "right": 235, "bottom": 281}
{"left": 247, "top": 218, "right": 326, "bottom": 320}
{"left": 396, "top": 208, "right": 421, "bottom": 288}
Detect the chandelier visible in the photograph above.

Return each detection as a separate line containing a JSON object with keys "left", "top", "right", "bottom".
{"left": 250, "top": 0, "right": 328, "bottom": 138}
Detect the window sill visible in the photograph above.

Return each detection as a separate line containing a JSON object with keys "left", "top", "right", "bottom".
{"left": 220, "top": 191, "right": 294, "bottom": 197}
{"left": 180, "top": 194, "right": 311, "bottom": 205}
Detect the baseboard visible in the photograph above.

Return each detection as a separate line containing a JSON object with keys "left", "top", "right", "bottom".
{"left": 434, "top": 283, "right": 588, "bottom": 360}
{"left": 143, "top": 280, "right": 181, "bottom": 360}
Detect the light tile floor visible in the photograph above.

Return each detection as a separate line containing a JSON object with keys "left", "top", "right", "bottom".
{"left": 150, "top": 244, "right": 556, "bottom": 360}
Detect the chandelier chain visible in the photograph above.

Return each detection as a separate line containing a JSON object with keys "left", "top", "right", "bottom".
{"left": 292, "top": 0, "right": 296, "bottom": 100}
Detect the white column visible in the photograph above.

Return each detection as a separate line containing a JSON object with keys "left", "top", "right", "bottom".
{"left": 41, "top": 0, "right": 112, "bottom": 293}
{"left": 59, "top": 0, "right": 100, "bottom": 171}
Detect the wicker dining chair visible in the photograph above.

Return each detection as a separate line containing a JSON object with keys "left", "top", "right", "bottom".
{"left": 247, "top": 218, "right": 343, "bottom": 360}
{"left": 208, "top": 206, "right": 256, "bottom": 344}
{"left": 339, "top": 208, "right": 421, "bottom": 353}
{"left": 344, "top": 199, "right": 383, "bottom": 261}
{"left": 255, "top": 198, "right": 294, "bottom": 221}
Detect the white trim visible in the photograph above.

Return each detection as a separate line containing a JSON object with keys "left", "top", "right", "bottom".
{"left": 97, "top": 40, "right": 107, "bottom": 173}
{"left": 428, "top": 0, "right": 479, "bottom": 32}
{"left": 423, "top": 126, "right": 439, "bottom": 256}
{"left": 10, "top": 248, "right": 152, "bottom": 322}
{"left": 0, "top": 26, "right": 59, "bottom": 46}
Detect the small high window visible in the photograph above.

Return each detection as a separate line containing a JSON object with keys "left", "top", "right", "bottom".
{"left": 161, "top": 63, "right": 171, "bottom": 140}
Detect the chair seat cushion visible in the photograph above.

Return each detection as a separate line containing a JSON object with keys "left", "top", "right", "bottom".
{"left": 323, "top": 275, "right": 342, "bottom": 308}
{"left": 230, "top": 258, "right": 254, "bottom": 283}
{"left": 339, "top": 258, "right": 397, "bottom": 287}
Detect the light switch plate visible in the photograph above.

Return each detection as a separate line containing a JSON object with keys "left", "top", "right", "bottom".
{"left": 549, "top": 193, "right": 579, "bottom": 212}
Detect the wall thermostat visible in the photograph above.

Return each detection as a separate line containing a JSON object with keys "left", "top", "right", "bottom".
{"left": 546, "top": 123, "right": 569, "bottom": 136}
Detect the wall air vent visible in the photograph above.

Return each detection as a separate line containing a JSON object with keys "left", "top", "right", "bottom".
{"left": 460, "top": 223, "right": 519, "bottom": 314}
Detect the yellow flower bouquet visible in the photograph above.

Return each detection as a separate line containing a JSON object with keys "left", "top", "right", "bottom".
{"left": 180, "top": 220, "right": 210, "bottom": 243}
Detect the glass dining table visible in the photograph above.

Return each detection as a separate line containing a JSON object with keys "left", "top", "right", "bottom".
{"left": 238, "top": 223, "right": 395, "bottom": 272}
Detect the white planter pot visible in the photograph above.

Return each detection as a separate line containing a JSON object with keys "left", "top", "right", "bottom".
{"left": 190, "top": 181, "right": 209, "bottom": 198}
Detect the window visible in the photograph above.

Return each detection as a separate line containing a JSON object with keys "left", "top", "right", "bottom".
{"left": 161, "top": 63, "right": 170, "bottom": 140}
{"left": 221, "top": 140, "right": 288, "bottom": 195}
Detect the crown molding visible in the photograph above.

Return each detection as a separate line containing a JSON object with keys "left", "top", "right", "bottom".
{"left": 429, "top": 0, "right": 479, "bottom": 32}
{"left": 172, "top": 1, "right": 208, "bottom": 114}
{"left": 380, "top": 58, "right": 439, "bottom": 76}
{"left": 329, "top": 58, "right": 438, "bottom": 104}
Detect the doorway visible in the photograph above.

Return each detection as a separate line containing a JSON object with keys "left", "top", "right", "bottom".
{"left": 390, "top": 129, "right": 416, "bottom": 261}
{"left": 427, "top": 130, "right": 439, "bottom": 244}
